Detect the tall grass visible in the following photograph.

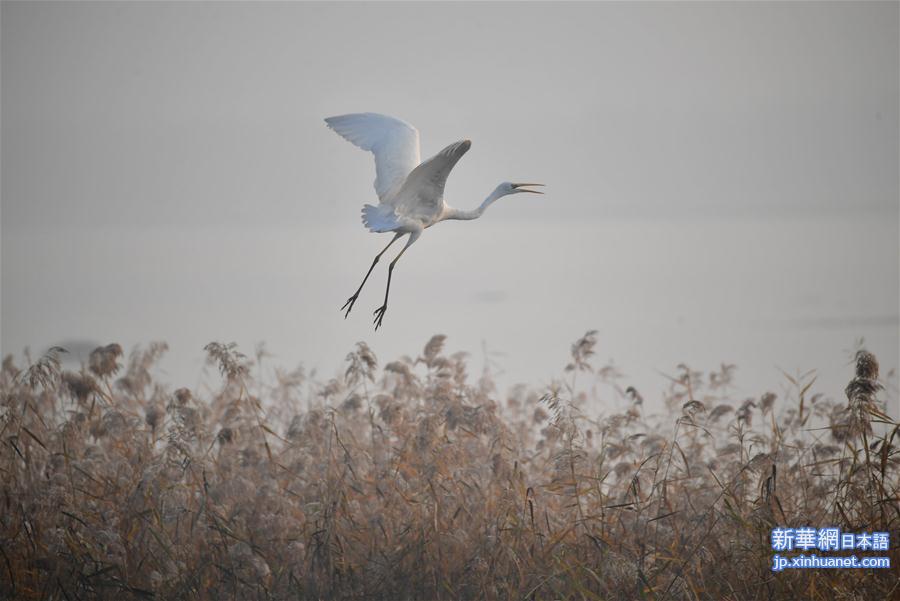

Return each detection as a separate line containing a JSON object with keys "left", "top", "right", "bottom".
{"left": 1, "top": 333, "right": 897, "bottom": 600}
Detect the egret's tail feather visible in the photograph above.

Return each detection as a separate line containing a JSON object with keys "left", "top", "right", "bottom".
{"left": 361, "top": 204, "right": 399, "bottom": 233}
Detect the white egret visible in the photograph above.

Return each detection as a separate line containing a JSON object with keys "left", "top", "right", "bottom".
{"left": 325, "top": 112, "right": 543, "bottom": 329}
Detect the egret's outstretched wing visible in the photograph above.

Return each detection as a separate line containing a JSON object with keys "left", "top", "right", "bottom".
{"left": 394, "top": 139, "right": 471, "bottom": 220}
{"left": 325, "top": 113, "right": 421, "bottom": 202}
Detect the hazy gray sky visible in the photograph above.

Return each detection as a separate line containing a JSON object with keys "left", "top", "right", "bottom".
{"left": 2, "top": 2, "right": 898, "bottom": 408}
{"left": 4, "top": 1, "right": 897, "bottom": 227}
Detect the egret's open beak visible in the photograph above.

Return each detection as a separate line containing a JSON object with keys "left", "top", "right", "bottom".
{"left": 512, "top": 183, "right": 545, "bottom": 194}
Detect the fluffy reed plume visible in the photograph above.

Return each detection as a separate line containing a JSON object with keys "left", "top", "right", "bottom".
{"left": 19, "top": 345, "right": 66, "bottom": 390}
{"left": 0, "top": 335, "right": 897, "bottom": 600}
{"left": 89, "top": 343, "right": 123, "bottom": 378}
{"left": 831, "top": 350, "right": 883, "bottom": 442}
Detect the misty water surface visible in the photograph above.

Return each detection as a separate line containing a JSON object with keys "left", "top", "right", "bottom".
{"left": 3, "top": 214, "right": 896, "bottom": 415}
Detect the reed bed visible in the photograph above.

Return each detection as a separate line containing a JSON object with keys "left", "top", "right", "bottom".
{"left": 1, "top": 332, "right": 897, "bottom": 600}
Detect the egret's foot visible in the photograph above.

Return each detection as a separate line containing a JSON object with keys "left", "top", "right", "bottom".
{"left": 373, "top": 305, "right": 387, "bottom": 330}
{"left": 341, "top": 294, "right": 359, "bottom": 319}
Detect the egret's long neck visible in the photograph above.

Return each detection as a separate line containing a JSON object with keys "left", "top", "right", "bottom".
{"left": 443, "top": 187, "right": 505, "bottom": 221}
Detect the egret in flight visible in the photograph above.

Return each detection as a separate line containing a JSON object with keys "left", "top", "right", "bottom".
{"left": 325, "top": 112, "right": 543, "bottom": 329}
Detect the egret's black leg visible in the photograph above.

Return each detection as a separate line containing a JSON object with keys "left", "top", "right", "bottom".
{"left": 373, "top": 232, "right": 420, "bottom": 330}
{"left": 371, "top": 263, "right": 394, "bottom": 330}
{"left": 342, "top": 233, "right": 401, "bottom": 318}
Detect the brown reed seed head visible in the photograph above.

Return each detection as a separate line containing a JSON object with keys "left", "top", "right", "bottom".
{"left": 854, "top": 350, "right": 879, "bottom": 380}
{"left": 61, "top": 371, "right": 99, "bottom": 403}
{"left": 89, "top": 343, "right": 123, "bottom": 378}
{"left": 845, "top": 350, "right": 883, "bottom": 404}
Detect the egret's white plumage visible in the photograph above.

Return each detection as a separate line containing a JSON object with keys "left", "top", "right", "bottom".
{"left": 324, "top": 113, "right": 420, "bottom": 202}
{"left": 326, "top": 112, "right": 542, "bottom": 329}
